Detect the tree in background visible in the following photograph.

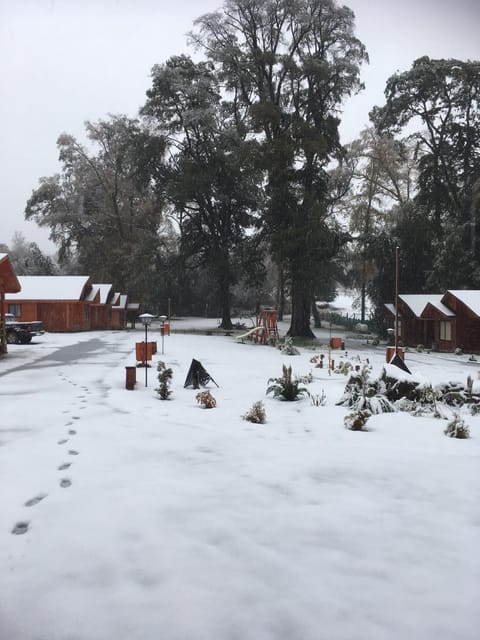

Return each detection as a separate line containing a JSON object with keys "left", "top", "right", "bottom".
{"left": 190, "top": 0, "right": 368, "bottom": 336}
{"left": 340, "top": 128, "right": 419, "bottom": 320}
{"left": 371, "top": 57, "right": 480, "bottom": 290}
{"left": 142, "top": 55, "right": 261, "bottom": 328}
{"left": 25, "top": 115, "right": 170, "bottom": 307}
{"left": 2, "top": 232, "right": 57, "bottom": 275}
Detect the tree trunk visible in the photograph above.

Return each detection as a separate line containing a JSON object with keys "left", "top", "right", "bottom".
{"left": 288, "top": 278, "right": 315, "bottom": 338}
{"left": 218, "top": 271, "right": 233, "bottom": 330}
{"left": 311, "top": 297, "right": 322, "bottom": 328}
{"left": 276, "top": 266, "right": 286, "bottom": 321}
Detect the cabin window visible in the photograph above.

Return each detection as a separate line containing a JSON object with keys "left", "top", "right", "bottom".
{"left": 8, "top": 304, "right": 21, "bottom": 317}
{"left": 84, "top": 304, "right": 90, "bottom": 321}
{"left": 440, "top": 321, "right": 452, "bottom": 341}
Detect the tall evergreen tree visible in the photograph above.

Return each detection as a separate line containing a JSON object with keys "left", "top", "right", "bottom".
{"left": 371, "top": 57, "right": 480, "bottom": 289}
{"left": 190, "top": 0, "right": 368, "bottom": 336}
{"left": 141, "top": 55, "right": 261, "bottom": 328}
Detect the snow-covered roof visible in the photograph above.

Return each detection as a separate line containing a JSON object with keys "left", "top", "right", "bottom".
{"left": 6, "top": 276, "right": 91, "bottom": 301}
{"left": 85, "top": 285, "right": 100, "bottom": 302}
{"left": 127, "top": 303, "right": 140, "bottom": 310}
{"left": 0, "top": 252, "right": 7, "bottom": 261}
{"left": 93, "top": 283, "right": 113, "bottom": 304}
{"left": 447, "top": 290, "right": 480, "bottom": 316}
{"left": 113, "top": 294, "right": 128, "bottom": 310}
{"left": 423, "top": 299, "right": 455, "bottom": 317}
{"left": 399, "top": 294, "right": 444, "bottom": 318}
{"left": 111, "top": 292, "right": 120, "bottom": 306}
{"left": 384, "top": 303, "right": 397, "bottom": 316}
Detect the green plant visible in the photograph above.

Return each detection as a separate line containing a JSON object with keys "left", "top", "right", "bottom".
{"left": 156, "top": 361, "right": 173, "bottom": 400}
{"left": 266, "top": 364, "right": 309, "bottom": 401}
{"left": 243, "top": 401, "right": 267, "bottom": 424}
{"left": 444, "top": 413, "right": 470, "bottom": 439}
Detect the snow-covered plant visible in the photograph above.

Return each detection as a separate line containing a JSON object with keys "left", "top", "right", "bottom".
{"left": 243, "top": 401, "right": 267, "bottom": 424}
{"left": 344, "top": 409, "right": 370, "bottom": 431}
{"left": 337, "top": 364, "right": 395, "bottom": 414}
{"left": 266, "top": 365, "right": 309, "bottom": 401}
{"left": 280, "top": 337, "right": 300, "bottom": 356}
{"left": 156, "top": 361, "right": 173, "bottom": 400}
{"left": 310, "top": 390, "right": 327, "bottom": 406}
{"left": 334, "top": 360, "right": 352, "bottom": 375}
{"left": 296, "top": 372, "right": 313, "bottom": 385}
{"left": 196, "top": 390, "right": 216, "bottom": 408}
{"left": 444, "top": 413, "right": 470, "bottom": 439}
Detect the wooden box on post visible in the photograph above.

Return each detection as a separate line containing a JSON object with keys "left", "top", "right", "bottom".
{"left": 135, "top": 341, "right": 153, "bottom": 363}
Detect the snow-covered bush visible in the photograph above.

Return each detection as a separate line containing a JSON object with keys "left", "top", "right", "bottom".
{"left": 196, "top": 390, "right": 216, "bottom": 408}
{"left": 444, "top": 413, "right": 470, "bottom": 439}
{"left": 310, "top": 390, "right": 327, "bottom": 406}
{"left": 334, "top": 360, "right": 353, "bottom": 375}
{"left": 243, "top": 401, "right": 267, "bottom": 424}
{"left": 280, "top": 337, "right": 300, "bottom": 355}
{"left": 344, "top": 409, "right": 370, "bottom": 431}
{"left": 336, "top": 363, "right": 395, "bottom": 414}
{"left": 156, "top": 361, "right": 173, "bottom": 400}
{"left": 267, "top": 365, "right": 309, "bottom": 401}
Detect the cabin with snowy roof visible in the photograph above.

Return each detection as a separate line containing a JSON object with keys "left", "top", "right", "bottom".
{"left": 385, "top": 290, "right": 480, "bottom": 353}
{"left": 3, "top": 275, "right": 94, "bottom": 332}
{"left": 87, "top": 283, "right": 115, "bottom": 330}
{"left": 0, "top": 253, "right": 21, "bottom": 353}
{"left": 112, "top": 293, "right": 128, "bottom": 329}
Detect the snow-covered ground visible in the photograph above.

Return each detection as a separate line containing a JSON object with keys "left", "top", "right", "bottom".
{"left": 0, "top": 319, "right": 479, "bottom": 640}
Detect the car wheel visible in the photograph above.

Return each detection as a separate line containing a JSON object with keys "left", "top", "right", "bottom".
{"left": 6, "top": 332, "right": 20, "bottom": 344}
{"left": 21, "top": 335, "right": 32, "bottom": 344}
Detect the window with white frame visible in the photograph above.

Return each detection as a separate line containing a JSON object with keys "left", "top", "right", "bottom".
{"left": 440, "top": 321, "right": 452, "bottom": 341}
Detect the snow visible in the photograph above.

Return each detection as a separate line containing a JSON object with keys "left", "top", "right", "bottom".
{"left": 1, "top": 320, "right": 479, "bottom": 640}
{"left": 448, "top": 290, "right": 480, "bottom": 317}
{"left": 400, "top": 294, "right": 444, "bottom": 318}
{"left": 6, "top": 275, "right": 91, "bottom": 301}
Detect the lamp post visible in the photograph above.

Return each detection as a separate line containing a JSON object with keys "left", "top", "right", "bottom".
{"left": 159, "top": 315, "right": 167, "bottom": 355}
{"left": 139, "top": 313, "right": 155, "bottom": 387}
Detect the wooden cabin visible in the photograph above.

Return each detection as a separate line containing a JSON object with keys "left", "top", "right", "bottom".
{"left": 112, "top": 293, "right": 128, "bottom": 329}
{"left": 88, "top": 283, "right": 114, "bottom": 330}
{"left": 0, "top": 253, "right": 21, "bottom": 353}
{"left": 385, "top": 290, "right": 480, "bottom": 353}
{"left": 3, "top": 275, "right": 93, "bottom": 332}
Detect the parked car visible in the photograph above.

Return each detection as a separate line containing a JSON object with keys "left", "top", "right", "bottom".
{"left": 4, "top": 313, "right": 45, "bottom": 344}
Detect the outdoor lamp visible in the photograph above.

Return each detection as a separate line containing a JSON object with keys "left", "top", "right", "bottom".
{"left": 139, "top": 313, "right": 155, "bottom": 387}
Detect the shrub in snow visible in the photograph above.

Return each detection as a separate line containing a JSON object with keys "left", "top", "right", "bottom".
{"left": 280, "top": 337, "right": 300, "bottom": 355}
{"left": 334, "top": 360, "right": 353, "bottom": 375}
{"left": 444, "top": 413, "right": 470, "bottom": 439}
{"left": 344, "top": 409, "right": 370, "bottom": 431}
{"left": 337, "top": 364, "right": 395, "bottom": 414}
{"left": 243, "top": 401, "right": 267, "bottom": 424}
{"left": 156, "top": 361, "right": 173, "bottom": 400}
{"left": 267, "top": 364, "right": 309, "bottom": 401}
{"left": 416, "top": 344, "right": 424, "bottom": 352}
{"left": 310, "top": 390, "right": 327, "bottom": 407}
{"left": 196, "top": 390, "right": 217, "bottom": 408}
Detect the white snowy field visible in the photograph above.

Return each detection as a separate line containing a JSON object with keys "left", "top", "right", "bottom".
{"left": 0, "top": 321, "right": 479, "bottom": 640}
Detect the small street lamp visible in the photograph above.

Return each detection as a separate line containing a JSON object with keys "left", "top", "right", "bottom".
{"left": 139, "top": 313, "right": 155, "bottom": 387}
{"left": 159, "top": 315, "right": 167, "bottom": 355}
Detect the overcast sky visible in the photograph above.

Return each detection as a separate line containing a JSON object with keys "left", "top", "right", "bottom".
{"left": 1, "top": 0, "right": 479, "bottom": 252}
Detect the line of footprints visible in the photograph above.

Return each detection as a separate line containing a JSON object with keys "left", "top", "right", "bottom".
{"left": 11, "top": 373, "right": 91, "bottom": 535}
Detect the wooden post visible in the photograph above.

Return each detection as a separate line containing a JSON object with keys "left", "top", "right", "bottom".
{"left": 395, "top": 246, "right": 400, "bottom": 356}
